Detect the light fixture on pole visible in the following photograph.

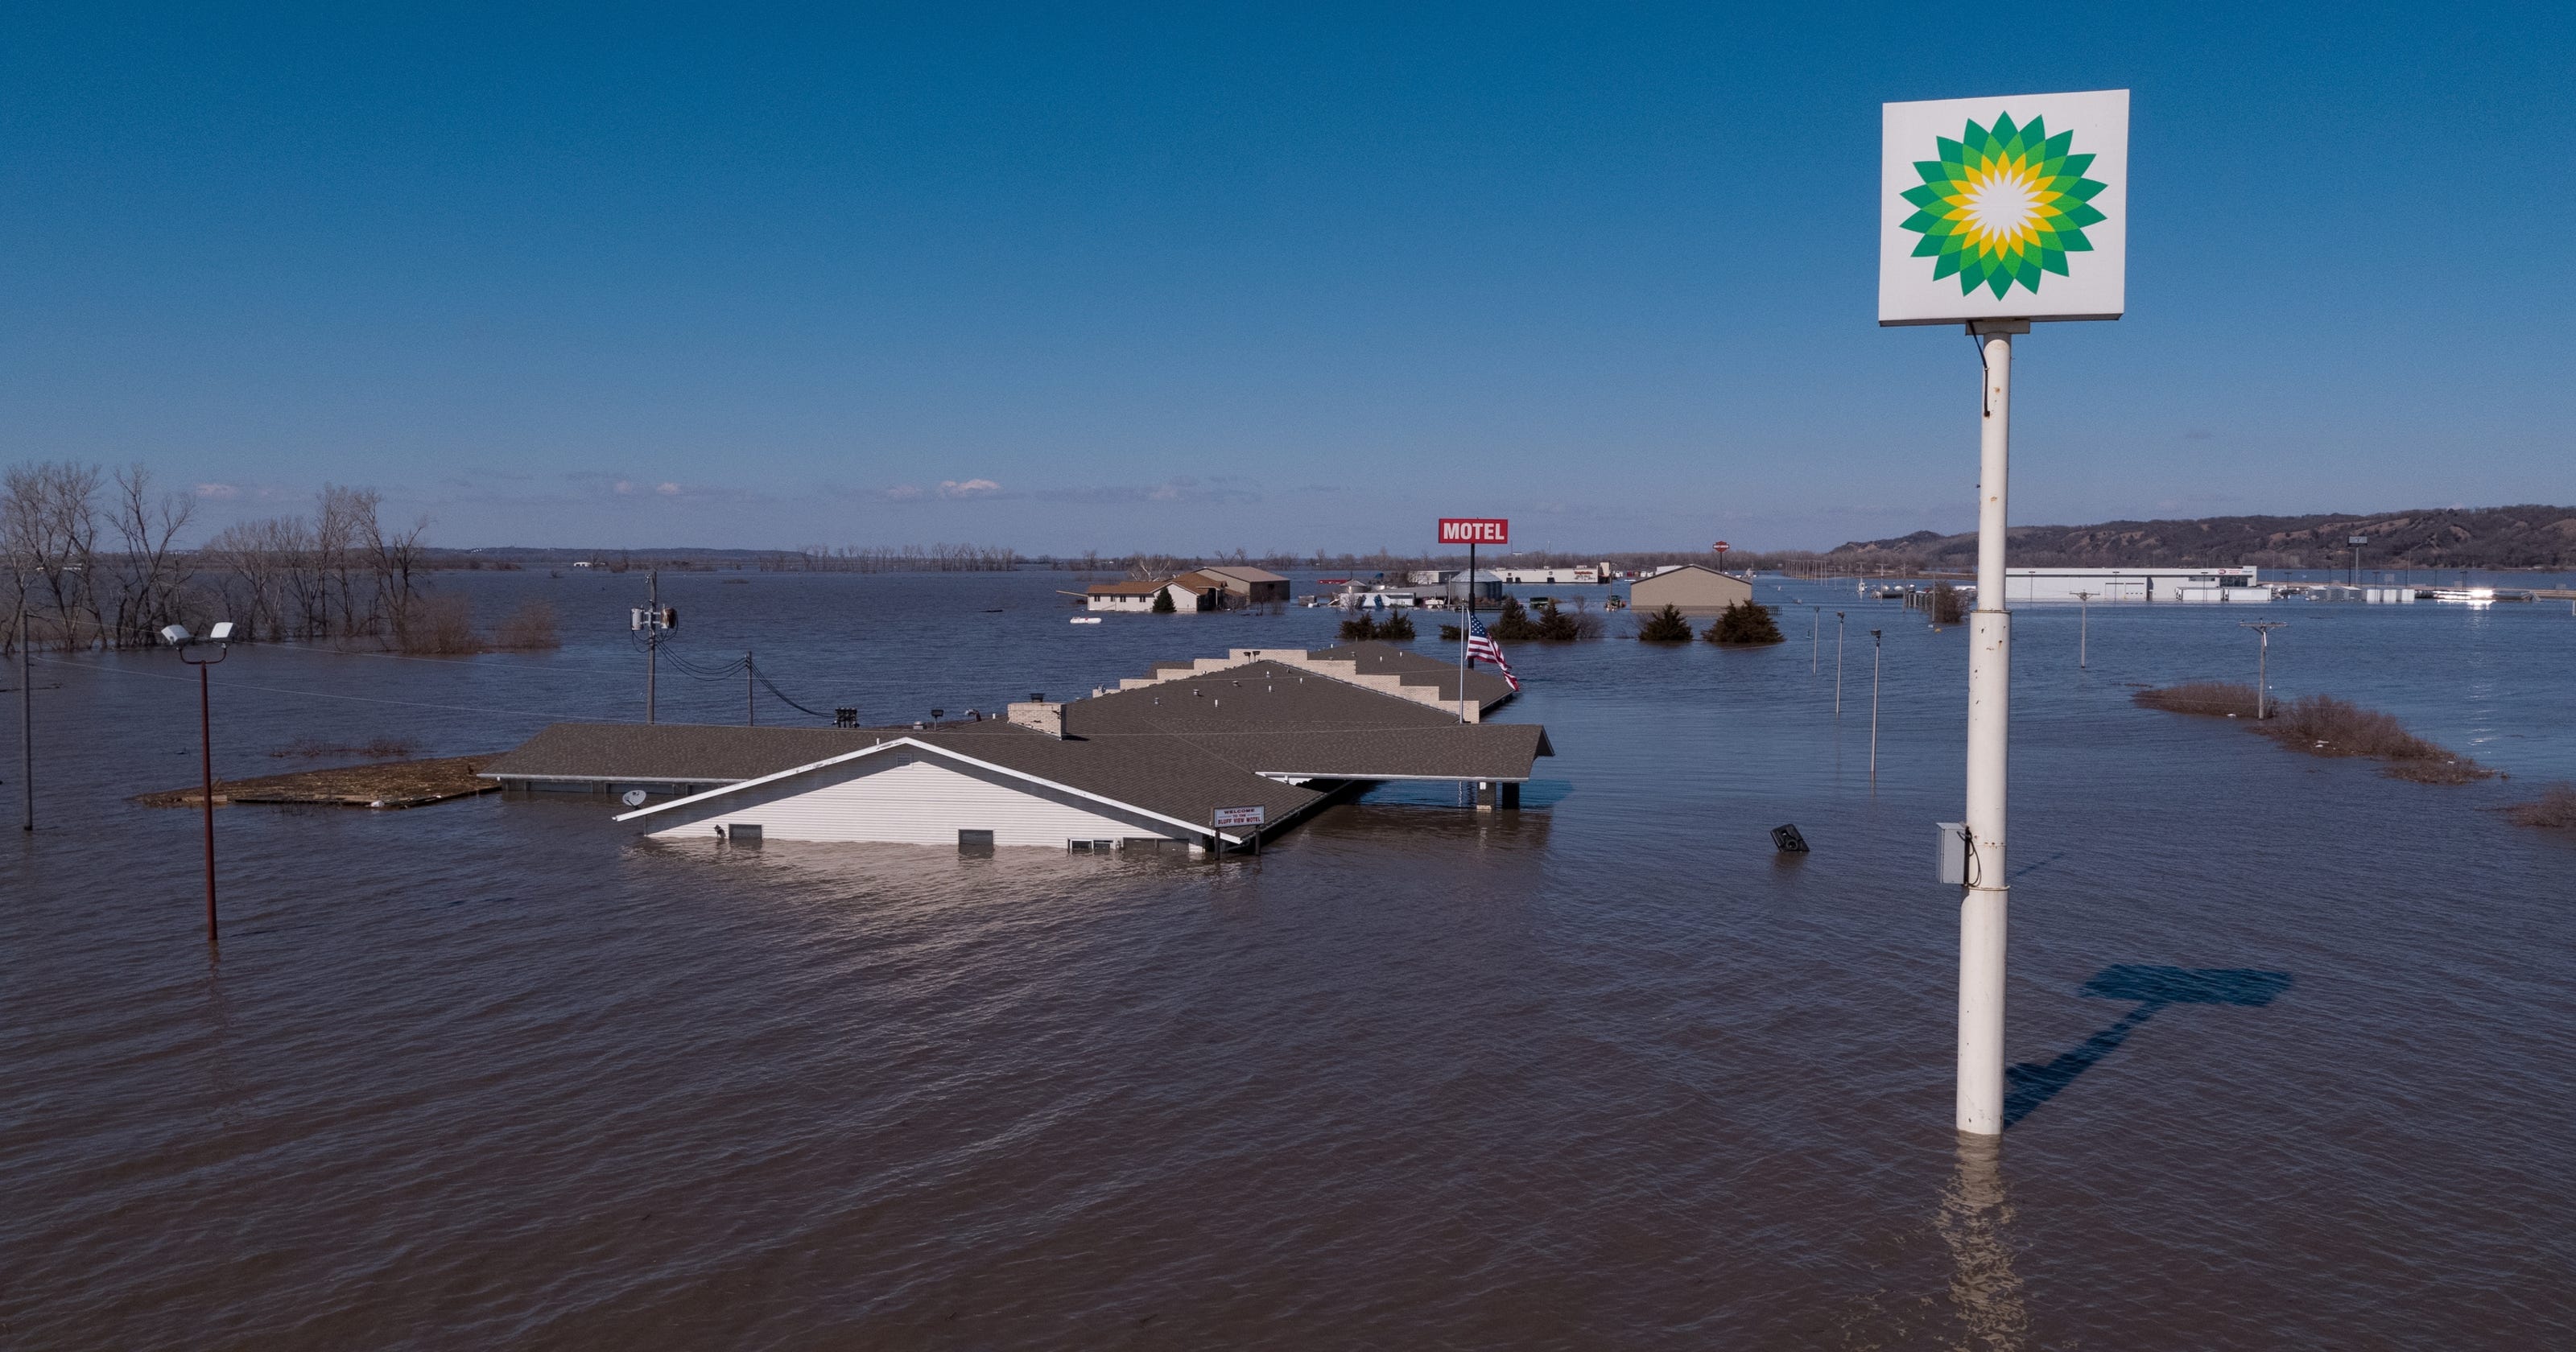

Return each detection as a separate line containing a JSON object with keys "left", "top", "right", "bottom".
{"left": 163, "top": 620, "right": 236, "bottom": 944}
{"left": 1880, "top": 88, "right": 2131, "bottom": 1141}
{"left": 2070, "top": 590, "right": 2095, "bottom": 669}
{"left": 2347, "top": 535, "right": 2368, "bottom": 587}
{"left": 2240, "top": 621, "right": 2288, "bottom": 720}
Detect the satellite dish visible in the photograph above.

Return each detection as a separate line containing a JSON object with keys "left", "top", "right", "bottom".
{"left": 621, "top": 789, "right": 648, "bottom": 807}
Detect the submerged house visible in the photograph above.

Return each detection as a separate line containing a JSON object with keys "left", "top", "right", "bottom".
{"left": 480, "top": 644, "right": 1550, "bottom": 851}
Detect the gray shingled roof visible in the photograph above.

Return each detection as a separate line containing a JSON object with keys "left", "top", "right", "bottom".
{"left": 487, "top": 654, "right": 1551, "bottom": 831}
{"left": 1304, "top": 641, "right": 1520, "bottom": 709}
{"left": 479, "top": 723, "right": 894, "bottom": 783}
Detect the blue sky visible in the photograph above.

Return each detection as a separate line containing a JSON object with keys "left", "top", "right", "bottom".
{"left": 5, "top": 4, "right": 2570, "bottom": 554}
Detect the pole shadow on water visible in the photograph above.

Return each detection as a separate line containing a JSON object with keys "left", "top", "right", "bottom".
{"left": 2004, "top": 966, "right": 2293, "bottom": 1129}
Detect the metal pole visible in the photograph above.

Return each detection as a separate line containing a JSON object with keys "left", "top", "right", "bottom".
{"left": 1870, "top": 629, "right": 1882, "bottom": 781}
{"left": 2072, "top": 590, "right": 2093, "bottom": 670}
{"left": 746, "top": 651, "right": 755, "bottom": 726}
{"left": 1835, "top": 612, "right": 1846, "bottom": 716}
{"left": 200, "top": 660, "right": 217, "bottom": 945}
{"left": 1458, "top": 542, "right": 1473, "bottom": 723}
{"left": 18, "top": 590, "right": 30, "bottom": 831}
{"left": 2240, "top": 621, "right": 2286, "bottom": 720}
{"left": 1958, "top": 320, "right": 2022, "bottom": 1140}
{"left": 1812, "top": 607, "right": 1819, "bottom": 674}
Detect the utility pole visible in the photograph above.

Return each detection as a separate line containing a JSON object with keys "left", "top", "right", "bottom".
{"left": 1812, "top": 607, "right": 1820, "bottom": 675}
{"left": 630, "top": 571, "right": 676, "bottom": 723}
{"left": 2071, "top": 590, "right": 2095, "bottom": 670}
{"left": 746, "top": 651, "right": 755, "bottom": 726}
{"left": 2241, "top": 621, "right": 2288, "bottom": 719}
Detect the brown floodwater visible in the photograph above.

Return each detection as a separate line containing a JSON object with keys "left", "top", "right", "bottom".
{"left": 5, "top": 569, "right": 2574, "bottom": 1348}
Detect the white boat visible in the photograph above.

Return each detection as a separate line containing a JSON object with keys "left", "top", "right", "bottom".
{"left": 1069, "top": 616, "right": 1104, "bottom": 624}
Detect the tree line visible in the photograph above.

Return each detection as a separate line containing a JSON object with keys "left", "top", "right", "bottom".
{"left": 763, "top": 544, "right": 1021, "bottom": 572}
{"left": 2, "top": 460, "right": 507, "bottom": 653}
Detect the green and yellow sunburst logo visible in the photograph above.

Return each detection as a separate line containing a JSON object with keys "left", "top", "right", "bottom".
{"left": 1900, "top": 113, "right": 2107, "bottom": 299}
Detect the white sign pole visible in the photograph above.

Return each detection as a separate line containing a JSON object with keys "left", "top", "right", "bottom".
{"left": 1959, "top": 317, "right": 2023, "bottom": 1137}
{"left": 1878, "top": 89, "right": 2128, "bottom": 1141}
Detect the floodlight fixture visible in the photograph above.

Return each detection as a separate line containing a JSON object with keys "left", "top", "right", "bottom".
{"left": 207, "top": 621, "right": 236, "bottom": 641}
{"left": 161, "top": 624, "right": 192, "bottom": 646}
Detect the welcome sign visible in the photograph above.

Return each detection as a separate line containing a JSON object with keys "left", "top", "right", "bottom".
{"left": 1878, "top": 89, "right": 2128, "bottom": 326}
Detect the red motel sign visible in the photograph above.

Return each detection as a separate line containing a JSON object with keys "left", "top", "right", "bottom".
{"left": 1439, "top": 517, "right": 1510, "bottom": 546}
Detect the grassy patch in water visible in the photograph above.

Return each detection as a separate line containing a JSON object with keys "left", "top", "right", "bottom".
{"left": 2505, "top": 783, "right": 2576, "bottom": 830}
{"left": 2132, "top": 682, "right": 2261, "bottom": 718}
{"left": 2135, "top": 684, "right": 2491, "bottom": 785}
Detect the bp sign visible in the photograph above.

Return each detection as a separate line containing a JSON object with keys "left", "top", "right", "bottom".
{"left": 1878, "top": 89, "right": 2128, "bottom": 326}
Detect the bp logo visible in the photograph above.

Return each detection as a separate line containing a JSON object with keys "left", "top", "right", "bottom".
{"left": 1899, "top": 113, "right": 2107, "bottom": 299}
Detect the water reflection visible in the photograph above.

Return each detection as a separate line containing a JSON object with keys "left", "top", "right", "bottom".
{"left": 1938, "top": 1131, "right": 2029, "bottom": 1350}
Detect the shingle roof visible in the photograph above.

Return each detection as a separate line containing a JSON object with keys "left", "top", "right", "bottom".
{"left": 1066, "top": 661, "right": 1550, "bottom": 781}
{"left": 1304, "top": 641, "right": 1520, "bottom": 708}
{"left": 488, "top": 656, "right": 1552, "bottom": 832}
{"left": 480, "top": 723, "right": 894, "bottom": 782}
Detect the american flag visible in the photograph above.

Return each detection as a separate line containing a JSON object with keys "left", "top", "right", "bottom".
{"left": 1464, "top": 614, "right": 1520, "bottom": 690}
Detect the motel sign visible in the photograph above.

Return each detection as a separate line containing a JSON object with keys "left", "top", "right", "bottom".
{"left": 1438, "top": 517, "right": 1509, "bottom": 546}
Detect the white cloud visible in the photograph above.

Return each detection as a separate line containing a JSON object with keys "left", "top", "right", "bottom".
{"left": 883, "top": 484, "right": 924, "bottom": 501}
{"left": 613, "top": 480, "right": 637, "bottom": 495}
{"left": 938, "top": 478, "right": 1001, "bottom": 498}
{"left": 195, "top": 483, "right": 242, "bottom": 499}
{"left": 657, "top": 482, "right": 681, "bottom": 496}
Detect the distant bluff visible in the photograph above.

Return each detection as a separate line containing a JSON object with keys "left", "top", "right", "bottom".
{"left": 1829, "top": 506, "right": 2576, "bottom": 571}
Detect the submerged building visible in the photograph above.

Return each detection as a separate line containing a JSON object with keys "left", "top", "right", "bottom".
{"left": 2001, "top": 567, "right": 2273, "bottom": 603}
{"left": 480, "top": 643, "right": 1548, "bottom": 852}
{"left": 1628, "top": 564, "right": 1753, "bottom": 616}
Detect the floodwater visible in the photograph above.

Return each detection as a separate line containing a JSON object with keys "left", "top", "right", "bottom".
{"left": 6, "top": 567, "right": 2575, "bottom": 1349}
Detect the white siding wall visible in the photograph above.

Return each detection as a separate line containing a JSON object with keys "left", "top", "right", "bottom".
{"left": 642, "top": 752, "right": 1192, "bottom": 848}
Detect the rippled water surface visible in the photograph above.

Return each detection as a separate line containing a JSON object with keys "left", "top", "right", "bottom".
{"left": 6, "top": 569, "right": 2575, "bottom": 1349}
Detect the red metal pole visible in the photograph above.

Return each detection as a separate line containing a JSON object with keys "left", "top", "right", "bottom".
{"left": 200, "top": 660, "right": 217, "bottom": 944}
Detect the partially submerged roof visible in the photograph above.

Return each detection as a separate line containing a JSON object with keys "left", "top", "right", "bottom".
{"left": 1067, "top": 660, "right": 1550, "bottom": 781}
{"left": 481, "top": 723, "right": 894, "bottom": 784}
{"left": 1303, "top": 641, "right": 1519, "bottom": 708}
{"left": 490, "top": 654, "right": 1553, "bottom": 839}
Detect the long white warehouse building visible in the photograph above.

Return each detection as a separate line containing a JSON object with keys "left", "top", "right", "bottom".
{"left": 2002, "top": 566, "right": 2273, "bottom": 604}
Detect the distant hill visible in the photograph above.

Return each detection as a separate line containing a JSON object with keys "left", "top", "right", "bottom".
{"left": 1827, "top": 506, "right": 2576, "bottom": 571}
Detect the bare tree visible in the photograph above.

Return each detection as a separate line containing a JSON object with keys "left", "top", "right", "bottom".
{"left": 2, "top": 461, "right": 104, "bottom": 649}
{"left": 105, "top": 464, "right": 197, "bottom": 642}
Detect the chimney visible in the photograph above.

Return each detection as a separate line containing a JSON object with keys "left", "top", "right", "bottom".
{"left": 1007, "top": 701, "right": 1065, "bottom": 738}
